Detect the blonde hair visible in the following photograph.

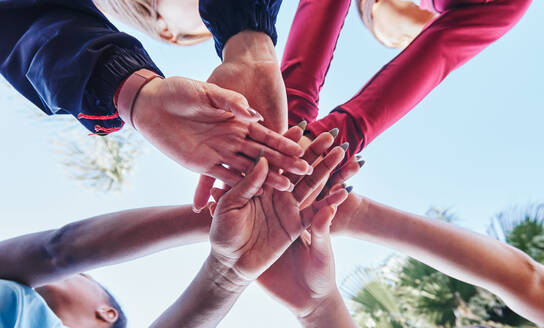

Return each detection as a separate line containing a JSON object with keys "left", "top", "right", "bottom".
{"left": 356, "top": 0, "right": 376, "bottom": 32}
{"left": 93, "top": 0, "right": 211, "bottom": 46}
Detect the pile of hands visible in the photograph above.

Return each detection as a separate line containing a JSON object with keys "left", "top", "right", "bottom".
{"left": 130, "top": 31, "right": 361, "bottom": 211}
{"left": 206, "top": 124, "right": 358, "bottom": 326}
{"left": 133, "top": 31, "right": 365, "bottom": 326}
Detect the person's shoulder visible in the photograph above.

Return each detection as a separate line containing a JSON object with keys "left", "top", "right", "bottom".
{"left": 0, "top": 279, "right": 31, "bottom": 299}
{"left": 0, "top": 279, "right": 30, "bottom": 327}
{"left": 0, "top": 279, "right": 66, "bottom": 328}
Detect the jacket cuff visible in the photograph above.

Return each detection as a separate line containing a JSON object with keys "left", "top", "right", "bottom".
{"left": 306, "top": 107, "right": 365, "bottom": 172}
{"left": 199, "top": 0, "right": 283, "bottom": 59}
{"left": 80, "top": 45, "right": 163, "bottom": 135}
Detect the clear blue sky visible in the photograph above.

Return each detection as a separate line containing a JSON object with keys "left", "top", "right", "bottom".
{"left": 1, "top": 1, "right": 543, "bottom": 327}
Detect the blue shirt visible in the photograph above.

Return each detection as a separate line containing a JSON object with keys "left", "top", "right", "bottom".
{"left": 0, "top": 280, "right": 67, "bottom": 328}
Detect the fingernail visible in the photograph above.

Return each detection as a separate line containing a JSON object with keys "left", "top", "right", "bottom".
{"left": 356, "top": 154, "right": 362, "bottom": 161}
{"left": 192, "top": 206, "right": 202, "bottom": 214}
{"left": 329, "top": 128, "right": 339, "bottom": 138}
{"left": 248, "top": 107, "right": 264, "bottom": 121}
{"left": 341, "top": 183, "right": 347, "bottom": 188}
{"left": 297, "top": 120, "right": 307, "bottom": 131}
{"left": 345, "top": 185, "right": 354, "bottom": 193}
{"left": 287, "top": 182, "right": 295, "bottom": 192}
{"left": 340, "top": 142, "right": 349, "bottom": 151}
{"left": 253, "top": 149, "right": 264, "bottom": 166}
{"left": 358, "top": 159, "right": 366, "bottom": 168}
{"left": 307, "top": 165, "right": 314, "bottom": 175}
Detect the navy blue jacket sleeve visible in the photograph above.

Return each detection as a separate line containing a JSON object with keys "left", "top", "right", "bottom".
{"left": 0, "top": 0, "right": 163, "bottom": 134}
{"left": 199, "top": 0, "right": 283, "bottom": 59}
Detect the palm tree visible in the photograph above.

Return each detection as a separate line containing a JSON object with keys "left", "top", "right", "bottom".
{"left": 2, "top": 76, "right": 144, "bottom": 192}
{"left": 346, "top": 205, "right": 543, "bottom": 327}
{"left": 56, "top": 128, "right": 143, "bottom": 192}
{"left": 2, "top": 76, "right": 145, "bottom": 192}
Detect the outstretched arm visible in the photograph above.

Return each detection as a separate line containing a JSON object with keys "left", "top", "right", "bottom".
{"left": 0, "top": 205, "right": 211, "bottom": 288}
{"left": 333, "top": 195, "right": 544, "bottom": 324}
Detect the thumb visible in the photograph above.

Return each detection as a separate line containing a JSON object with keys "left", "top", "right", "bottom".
{"left": 220, "top": 152, "right": 268, "bottom": 209}
{"left": 206, "top": 84, "right": 263, "bottom": 122}
{"left": 193, "top": 175, "right": 216, "bottom": 213}
{"left": 310, "top": 205, "right": 336, "bottom": 264}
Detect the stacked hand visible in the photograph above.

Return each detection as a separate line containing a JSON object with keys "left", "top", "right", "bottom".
{"left": 208, "top": 127, "right": 348, "bottom": 282}
{"left": 132, "top": 75, "right": 312, "bottom": 201}
{"left": 199, "top": 126, "right": 357, "bottom": 328}
{"left": 193, "top": 31, "right": 290, "bottom": 212}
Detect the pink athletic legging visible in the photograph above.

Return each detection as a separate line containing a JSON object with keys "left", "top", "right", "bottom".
{"left": 282, "top": 0, "right": 532, "bottom": 168}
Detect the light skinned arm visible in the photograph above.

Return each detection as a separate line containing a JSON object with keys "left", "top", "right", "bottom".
{"left": 0, "top": 205, "right": 211, "bottom": 288}
{"left": 333, "top": 195, "right": 544, "bottom": 325}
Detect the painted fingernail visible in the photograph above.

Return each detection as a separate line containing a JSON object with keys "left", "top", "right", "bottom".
{"left": 345, "top": 185, "right": 354, "bottom": 193}
{"left": 253, "top": 149, "right": 264, "bottom": 166}
{"left": 356, "top": 154, "right": 362, "bottom": 161}
{"left": 297, "top": 120, "right": 307, "bottom": 131}
{"left": 329, "top": 128, "right": 339, "bottom": 138}
{"left": 340, "top": 142, "right": 349, "bottom": 151}
{"left": 248, "top": 107, "right": 264, "bottom": 121}
{"left": 358, "top": 159, "right": 366, "bottom": 168}
{"left": 287, "top": 182, "right": 295, "bottom": 192}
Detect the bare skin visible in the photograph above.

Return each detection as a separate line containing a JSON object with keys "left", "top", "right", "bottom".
{"left": 193, "top": 30, "right": 293, "bottom": 211}
{"left": 360, "top": 0, "right": 438, "bottom": 48}
{"left": 151, "top": 128, "right": 350, "bottom": 328}
{"left": 130, "top": 75, "right": 311, "bottom": 194}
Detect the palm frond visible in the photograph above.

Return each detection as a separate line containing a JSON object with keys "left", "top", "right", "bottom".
{"left": 55, "top": 129, "right": 143, "bottom": 192}
{"left": 487, "top": 203, "right": 544, "bottom": 262}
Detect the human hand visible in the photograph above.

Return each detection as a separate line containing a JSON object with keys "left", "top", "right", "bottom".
{"left": 323, "top": 157, "right": 367, "bottom": 236}
{"left": 257, "top": 199, "right": 340, "bottom": 318}
{"left": 192, "top": 31, "right": 289, "bottom": 212}
{"left": 207, "top": 137, "right": 348, "bottom": 282}
{"left": 131, "top": 76, "right": 312, "bottom": 192}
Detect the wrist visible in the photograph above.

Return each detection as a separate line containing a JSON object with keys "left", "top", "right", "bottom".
{"left": 206, "top": 253, "right": 252, "bottom": 293}
{"left": 130, "top": 76, "right": 164, "bottom": 131}
{"left": 116, "top": 69, "right": 163, "bottom": 129}
{"left": 348, "top": 196, "right": 371, "bottom": 235}
{"left": 297, "top": 290, "right": 348, "bottom": 327}
{"left": 223, "top": 31, "right": 277, "bottom": 64}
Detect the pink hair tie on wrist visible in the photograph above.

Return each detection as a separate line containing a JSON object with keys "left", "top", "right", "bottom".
{"left": 116, "top": 69, "right": 163, "bottom": 130}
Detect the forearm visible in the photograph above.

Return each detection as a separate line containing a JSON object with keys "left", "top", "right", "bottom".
{"left": 346, "top": 196, "right": 544, "bottom": 323}
{"left": 298, "top": 291, "right": 356, "bottom": 328}
{"left": 0, "top": 205, "right": 211, "bottom": 287}
{"left": 151, "top": 255, "right": 249, "bottom": 328}
{"left": 221, "top": 31, "right": 287, "bottom": 133}
{"left": 223, "top": 31, "right": 277, "bottom": 65}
